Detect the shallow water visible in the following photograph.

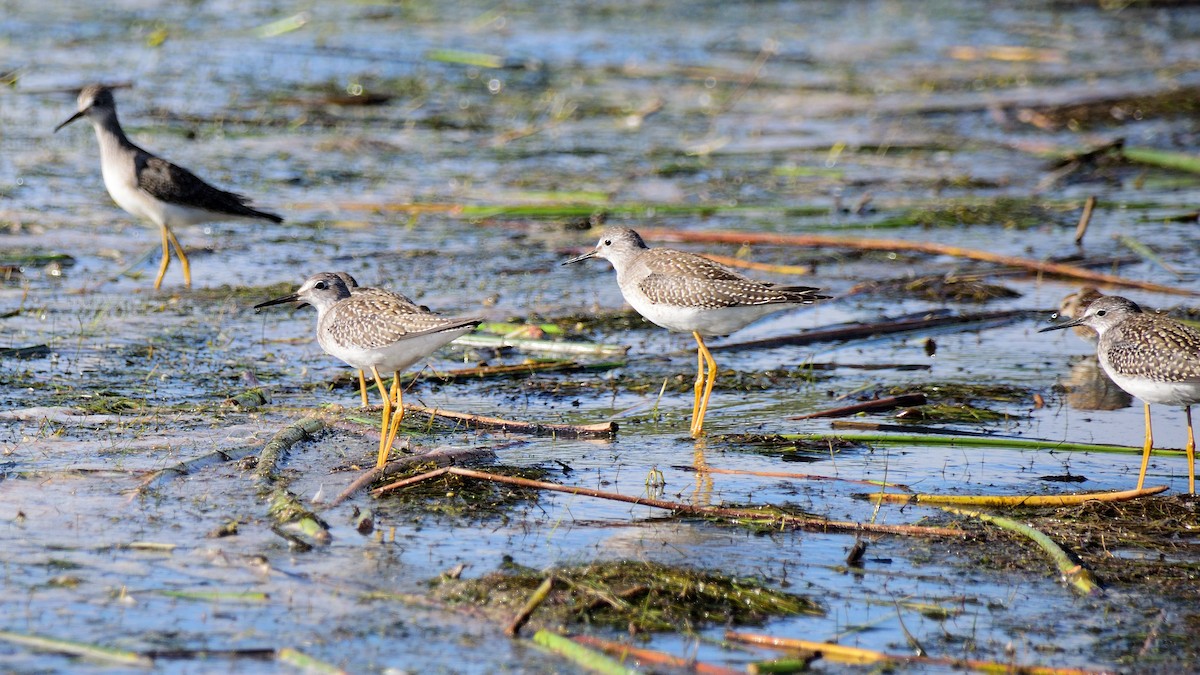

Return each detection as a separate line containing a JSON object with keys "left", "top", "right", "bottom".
{"left": 2, "top": 0, "right": 1200, "bottom": 672}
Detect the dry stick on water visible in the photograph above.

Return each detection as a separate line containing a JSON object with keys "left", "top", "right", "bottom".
{"left": 712, "top": 309, "right": 1032, "bottom": 352}
{"left": 506, "top": 576, "right": 555, "bottom": 637}
{"left": 788, "top": 393, "right": 927, "bottom": 420}
{"left": 869, "top": 485, "right": 1166, "bottom": 507}
{"left": 403, "top": 403, "right": 618, "bottom": 438}
{"left": 326, "top": 445, "right": 502, "bottom": 507}
{"left": 641, "top": 227, "right": 1200, "bottom": 297}
{"left": 399, "top": 358, "right": 628, "bottom": 383}
{"left": 940, "top": 506, "right": 1100, "bottom": 595}
{"left": 1074, "top": 195, "right": 1096, "bottom": 246}
{"left": 373, "top": 467, "right": 969, "bottom": 538}
{"left": 569, "top": 634, "right": 745, "bottom": 675}
{"left": 674, "top": 464, "right": 910, "bottom": 491}
{"left": 725, "top": 630, "right": 1110, "bottom": 675}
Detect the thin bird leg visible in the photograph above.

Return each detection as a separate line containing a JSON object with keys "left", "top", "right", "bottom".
{"left": 357, "top": 370, "right": 370, "bottom": 408}
{"left": 371, "top": 366, "right": 393, "bottom": 469}
{"left": 162, "top": 225, "right": 191, "bottom": 288}
{"left": 692, "top": 332, "right": 717, "bottom": 438}
{"left": 1136, "top": 402, "right": 1154, "bottom": 490}
{"left": 389, "top": 373, "right": 402, "bottom": 406}
{"left": 1187, "top": 405, "right": 1195, "bottom": 495}
{"left": 690, "top": 342, "right": 705, "bottom": 436}
{"left": 382, "top": 371, "right": 406, "bottom": 453}
{"left": 153, "top": 223, "right": 172, "bottom": 290}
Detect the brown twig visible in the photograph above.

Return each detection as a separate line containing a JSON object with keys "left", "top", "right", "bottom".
{"left": 641, "top": 227, "right": 1200, "bottom": 297}
{"left": 1074, "top": 195, "right": 1096, "bottom": 246}
{"left": 570, "top": 634, "right": 743, "bottom": 675}
{"left": 830, "top": 420, "right": 1002, "bottom": 437}
{"left": 712, "top": 309, "right": 1032, "bottom": 352}
{"left": 725, "top": 630, "right": 1112, "bottom": 674}
{"left": 372, "top": 467, "right": 969, "bottom": 538}
{"left": 788, "top": 393, "right": 927, "bottom": 420}
{"left": 404, "top": 404, "right": 618, "bottom": 438}
{"left": 401, "top": 359, "right": 626, "bottom": 384}
{"left": 869, "top": 485, "right": 1167, "bottom": 507}
{"left": 326, "top": 445, "right": 500, "bottom": 507}
{"left": 674, "top": 464, "right": 910, "bottom": 491}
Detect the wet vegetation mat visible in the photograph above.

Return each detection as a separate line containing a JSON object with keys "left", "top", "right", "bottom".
{"left": 377, "top": 463, "right": 548, "bottom": 521}
{"left": 432, "top": 559, "right": 823, "bottom": 634}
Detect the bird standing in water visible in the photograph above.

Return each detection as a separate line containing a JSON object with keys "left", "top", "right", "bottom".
{"left": 1041, "top": 295, "right": 1200, "bottom": 493}
{"left": 56, "top": 85, "right": 282, "bottom": 289}
{"left": 564, "top": 228, "right": 827, "bottom": 437}
{"left": 255, "top": 272, "right": 480, "bottom": 468}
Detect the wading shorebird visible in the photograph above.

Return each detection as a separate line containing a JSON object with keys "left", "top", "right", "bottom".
{"left": 563, "top": 227, "right": 828, "bottom": 437}
{"left": 56, "top": 84, "right": 282, "bottom": 289}
{"left": 1041, "top": 295, "right": 1200, "bottom": 493}
{"left": 255, "top": 272, "right": 481, "bottom": 469}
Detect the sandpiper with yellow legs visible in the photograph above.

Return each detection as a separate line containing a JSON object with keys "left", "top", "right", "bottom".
{"left": 1041, "top": 295, "right": 1200, "bottom": 493}
{"left": 563, "top": 228, "right": 827, "bottom": 437}
{"left": 255, "top": 272, "right": 481, "bottom": 468}
{"left": 56, "top": 85, "right": 282, "bottom": 289}
{"left": 331, "top": 273, "right": 430, "bottom": 409}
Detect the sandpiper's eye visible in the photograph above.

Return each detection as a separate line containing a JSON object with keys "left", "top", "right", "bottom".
{"left": 603, "top": 239, "right": 612, "bottom": 246}
{"left": 314, "top": 281, "right": 327, "bottom": 290}
{"left": 1095, "top": 310, "right": 1106, "bottom": 317}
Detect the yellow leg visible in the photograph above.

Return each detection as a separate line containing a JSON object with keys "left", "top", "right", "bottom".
{"left": 690, "top": 343, "right": 705, "bottom": 436}
{"left": 370, "top": 366, "right": 393, "bottom": 469}
{"left": 153, "top": 223, "right": 172, "bottom": 290}
{"left": 1137, "top": 402, "right": 1153, "bottom": 490}
{"left": 691, "top": 332, "right": 717, "bottom": 438}
{"left": 382, "top": 372, "right": 406, "bottom": 453}
{"left": 163, "top": 225, "right": 191, "bottom": 288}
{"left": 357, "top": 370, "right": 369, "bottom": 408}
{"left": 1186, "top": 406, "right": 1195, "bottom": 495}
{"left": 692, "top": 439, "right": 712, "bottom": 505}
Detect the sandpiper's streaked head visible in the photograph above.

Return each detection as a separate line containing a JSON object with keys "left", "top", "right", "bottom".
{"left": 1039, "top": 296, "right": 1142, "bottom": 337}
{"left": 254, "top": 272, "right": 353, "bottom": 314}
{"left": 561, "top": 228, "right": 649, "bottom": 269}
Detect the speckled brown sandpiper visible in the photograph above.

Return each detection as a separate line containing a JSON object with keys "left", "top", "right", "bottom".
{"left": 1041, "top": 295, "right": 1200, "bottom": 493}
{"left": 332, "top": 272, "right": 429, "bottom": 409}
{"left": 255, "top": 272, "right": 480, "bottom": 468}
{"left": 563, "top": 227, "right": 828, "bottom": 437}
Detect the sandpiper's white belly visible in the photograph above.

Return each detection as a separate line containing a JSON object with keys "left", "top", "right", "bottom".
{"left": 317, "top": 324, "right": 475, "bottom": 373}
{"left": 623, "top": 292, "right": 797, "bottom": 336}
{"left": 1103, "top": 368, "right": 1200, "bottom": 407}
